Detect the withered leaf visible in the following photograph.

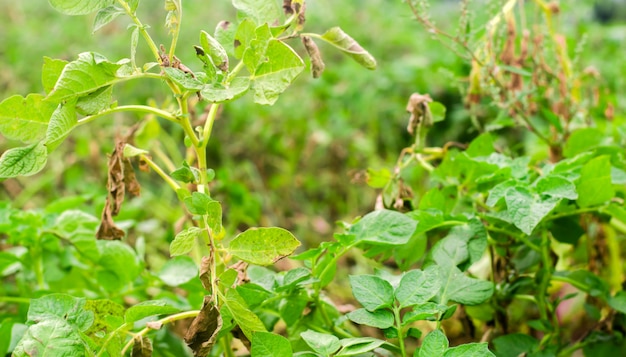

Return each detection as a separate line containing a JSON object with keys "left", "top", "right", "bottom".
{"left": 108, "top": 139, "right": 126, "bottom": 216}
{"left": 302, "top": 36, "right": 325, "bottom": 78}
{"left": 185, "top": 296, "right": 223, "bottom": 357}
{"left": 131, "top": 336, "right": 153, "bottom": 357}
{"left": 96, "top": 200, "right": 125, "bottom": 240}
{"left": 406, "top": 93, "right": 433, "bottom": 135}
{"left": 199, "top": 254, "right": 213, "bottom": 292}
{"left": 123, "top": 158, "right": 141, "bottom": 197}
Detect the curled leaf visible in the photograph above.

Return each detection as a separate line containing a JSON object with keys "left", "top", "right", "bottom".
{"left": 184, "top": 296, "right": 222, "bottom": 357}
{"left": 319, "top": 27, "right": 376, "bottom": 70}
{"left": 301, "top": 36, "right": 325, "bottom": 78}
{"left": 131, "top": 336, "right": 152, "bottom": 357}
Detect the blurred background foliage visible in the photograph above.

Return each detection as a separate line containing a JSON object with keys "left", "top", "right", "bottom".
{"left": 0, "top": 0, "right": 624, "bottom": 253}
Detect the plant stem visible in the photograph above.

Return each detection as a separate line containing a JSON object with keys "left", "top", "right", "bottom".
{"left": 537, "top": 231, "right": 555, "bottom": 344}
{"left": 116, "top": 0, "right": 161, "bottom": 62}
{"left": 139, "top": 154, "right": 181, "bottom": 192}
{"left": 545, "top": 207, "right": 600, "bottom": 221}
{"left": 168, "top": 0, "right": 183, "bottom": 62}
{"left": 120, "top": 310, "right": 200, "bottom": 355}
{"left": 393, "top": 305, "right": 407, "bottom": 357}
{"left": 0, "top": 296, "right": 31, "bottom": 304}
{"left": 77, "top": 105, "right": 178, "bottom": 126}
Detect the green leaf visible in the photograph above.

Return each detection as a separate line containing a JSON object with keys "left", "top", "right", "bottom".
{"left": 301, "top": 330, "right": 342, "bottom": 356}
{"left": 243, "top": 24, "right": 272, "bottom": 73}
{"left": 200, "top": 30, "right": 229, "bottom": 72}
{"left": 577, "top": 155, "right": 615, "bottom": 208}
{"left": 250, "top": 332, "right": 293, "bottom": 357}
{"left": 395, "top": 266, "right": 441, "bottom": 308}
{"left": 163, "top": 67, "right": 204, "bottom": 91}
{"left": 54, "top": 210, "right": 100, "bottom": 261}
{"left": 429, "top": 102, "right": 446, "bottom": 123}
{"left": 184, "top": 192, "right": 213, "bottom": 215}
{"left": 563, "top": 128, "right": 608, "bottom": 158}
{"left": 228, "top": 227, "right": 300, "bottom": 265}
{"left": 0, "top": 94, "right": 56, "bottom": 143}
{"left": 466, "top": 133, "right": 495, "bottom": 157}
{"left": 123, "top": 144, "right": 148, "bottom": 158}
{"left": 336, "top": 338, "right": 386, "bottom": 356}
{"left": 350, "top": 210, "right": 417, "bottom": 246}
{"left": 349, "top": 275, "right": 394, "bottom": 311}
{"left": 0, "top": 142, "right": 48, "bottom": 178}
{"left": 492, "top": 334, "right": 538, "bottom": 357}
{"left": 234, "top": 18, "right": 256, "bottom": 59}
{"left": 319, "top": 27, "right": 376, "bottom": 70}
{"left": 346, "top": 308, "right": 394, "bottom": 329}
{"left": 170, "top": 161, "right": 199, "bottom": 183}
{"left": 609, "top": 291, "right": 626, "bottom": 314}
{"left": 124, "top": 301, "right": 180, "bottom": 323}
{"left": 402, "top": 302, "right": 440, "bottom": 325}
{"left": 221, "top": 289, "right": 266, "bottom": 339}
{"left": 439, "top": 265, "right": 494, "bottom": 305}
{"left": 27, "top": 294, "right": 94, "bottom": 331}
{"left": 535, "top": 175, "right": 578, "bottom": 200}
{"left": 157, "top": 256, "right": 198, "bottom": 287}
{"left": 76, "top": 85, "right": 113, "bottom": 115}
{"left": 48, "top": 0, "right": 115, "bottom": 15}
{"left": 206, "top": 201, "right": 223, "bottom": 234}
{"left": 45, "top": 101, "right": 77, "bottom": 152}
{"left": 366, "top": 168, "right": 392, "bottom": 188}
{"left": 418, "top": 329, "right": 448, "bottom": 357}
{"left": 46, "top": 52, "right": 128, "bottom": 103}
{"left": 505, "top": 187, "right": 560, "bottom": 235}
{"left": 215, "top": 21, "right": 236, "bottom": 58}
{"left": 170, "top": 227, "right": 202, "bottom": 256}
{"left": 444, "top": 343, "right": 494, "bottom": 357}
{"left": 42, "top": 57, "right": 69, "bottom": 94}
{"left": 486, "top": 180, "right": 517, "bottom": 207}
{"left": 250, "top": 39, "right": 305, "bottom": 105}
{"left": 12, "top": 318, "right": 87, "bottom": 357}
{"left": 93, "top": 5, "right": 124, "bottom": 33}
{"left": 232, "top": 0, "right": 282, "bottom": 26}
{"left": 97, "top": 240, "right": 140, "bottom": 290}
{"left": 201, "top": 77, "right": 251, "bottom": 103}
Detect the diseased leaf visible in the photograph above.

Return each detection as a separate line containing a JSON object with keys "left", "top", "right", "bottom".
{"left": 164, "top": 67, "right": 204, "bottom": 90}
{"left": 27, "top": 294, "right": 94, "bottom": 331}
{"left": 319, "top": 27, "right": 376, "bottom": 70}
{"left": 200, "top": 30, "right": 228, "bottom": 72}
{"left": 215, "top": 21, "right": 236, "bottom": 58}
{"left": 131, "top": 336, "right": 152, "bottom": 357}
{"left": 346, "top": 308, "right": 394, "bottom": 329}
{"left": 0, "top": 142, "right": 48, "bottom": 178}
{"left": 48, "top": 0, "right": 115, "bottom": 15}
{"left": 350, "top": 209, "right": 417, "bottom": 246}
{"left": 577, "top": 155, "right": 614, "bottom": 208}
{"left": 170, "top": 227, "right": 202, "bottom": 256}
{"left": 0, "top": 94, "right": 56, "bottom": 143}
{"left": 250, "top": 40, "right": 305, "bottom": 105}
{"left": 418, "top": 329, "right": 448, "bottom": 357}
{"left": 229, "top": 227, "right": 300, "bottom": 265}
{"left": 349, "top": 275, "right": 394, "bottom": 311}
{"left": 201, "top": 77, "right": 250, "bottom": 103}
{"left": 185, "top": 296, "right": 222, "bottom": 357}
{"left": 302, "top": 35, "right": 325, "bottom": 78}
{"left": 234, "top": 18, "right": 256, "bottom": 59}
{"left": 12, "top": 318, "right": 87, "bottom": 357}
{"left": 250, "top": 332, "right": 293, "bottom": 357}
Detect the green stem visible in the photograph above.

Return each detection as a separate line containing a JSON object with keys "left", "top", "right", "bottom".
{"left": 168, "top": 0, "right": 182, "bottom": 62}
{"left": 201, "top": 104, "right": 220, "bottom": 147}
{"left": 116, "top": 0, "right": 161, "bottom": 62}
{"left": 0, "top": 296, "right": 31, "bottom": 304}
{"left": 545, "top": 207, "right": 599, "bottom": 222}
{"left": 77, "top": 105, "right": 178, "bottom": 126}
{"left": 393, "top": 305, "right": 407, "bottom": 357}
{"left": 96, "top": 322, "right": 131, "bottom": 357}
{"left": 139, "top": 154, "right": 181, "bottom": 192}
{"left": 120, "top": 310, "right": 200, "bottom": 355}
{"left": 537, "top": 231, "right": 555, "bottom": 344}
{"left": 225, "top": 61, "right": 246, "bottom": 83}
{"left": 221, "top": 334, "right": 235, "bottom": 357}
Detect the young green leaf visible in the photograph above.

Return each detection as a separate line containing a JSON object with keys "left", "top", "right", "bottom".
{"left": 577, "top": 155, "right": 615, "bottom": 208}
{"left": 535, "top": 175, "right": 578, "bottom": 200}
{"left": 505, "top": 187, "right": 560, "bottom": 235}
{"left": 215, "top": 21, "right": 236, "bottom": 58}
{"left": 184, "top": 192, "right": 213, "bottom": 215}
{"left": 251, "top": 332, "right": 293, "bottom": 357}
{"left": 170, "top": 227, "right": 202, "bottom": 256}
{"left": 0, "top": 142, "right": 48, "bottom": 178}
{"left": 124, "top": 301, "right": 180, "bottom": 323}
{"left": 157, "top": 256, "right": 198, "bottom": 287}
{"left": 228, "top": 227, "right": 300, "bottom": 265}
{"left": 93, "top": 5, "right": 125, "bottom": 33}
{"left": 418, "top": 329, "right": 448, "bottom": 357}
{"left": 250, "top": 39, "right": 305, "bottom": 105}
{"left": 444, "top": 343, "right": 494, "bottom": 357}
{"left": 349, "top": 275, "right": 394, "bottom": 311}
{"left": 42, "top": 57, "right": 69, "bottom": 94}
{"left": 349, "top": 209, "right": 418, "bottom": 246}
{"left": 346, "top": 308, "right": 394, "bottom": 329}
{"left": 48, "top": 0, "right": 115, "bottom": 15}
{"left": 170, "top": 161, "right": 199, "bottom": 183}
{"left": 45, "top": 101, "right": 78, "bottom": 152}
{"left": 46, "top": 52, "right": 128, "bottom": 103}
{"left": 0, "top": 94, "right": 57, "bottom": 143}
{"left": 221, "top": 289, "right": 267, "bottom": 339}
{"left": 438, "top": 265, "right": 494, "bottom": 305}
{"left": 336, "top": 337, "right": 386, "bottom": 356}
{"left": 402, "top": 302, "right": 440, "bottom": 325}
{"left": 232, "top": 0, "right": 282, "bottom": 26}
{"left": 395, "top": 266, "right": 441, "bottom": 308}
{"left": 301, "top": 330, "right": 342, "bottom": 356}
{"left": 319, "top": 27, "right": 376, "bottom": 70}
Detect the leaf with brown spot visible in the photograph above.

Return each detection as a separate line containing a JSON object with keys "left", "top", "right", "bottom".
{"left": 184, "top": 296, "right": 223, "bottom": 357}
{"left": 96, "top": 200, "right": 125, "bottom": 240}
{"left": 131, "top": 336, "right": 152, "bottom": 357}
{"left": 199, "top": 254, "right": 213, "bottom": 292}
{"left": 319, "top": 27, "right": 376, "bottom": 70}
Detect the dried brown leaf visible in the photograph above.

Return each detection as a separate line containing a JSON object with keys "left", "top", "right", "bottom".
{"left": 405, "top": 93, "right": 433, "bottom": 134}
{"left": 96, "top": 200, "right": 125, "bottom": 240}
{"left": 184, "top": 296, "right": 223, "bottom": 357}
{"left": 131, "top": 336, "right": 153, "bottom": 357}
{"left": 199, "top": 254, "right": 213, "bottom": 292}
{"left": 302, "top": 36, "right": 325, "bottom": 78}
